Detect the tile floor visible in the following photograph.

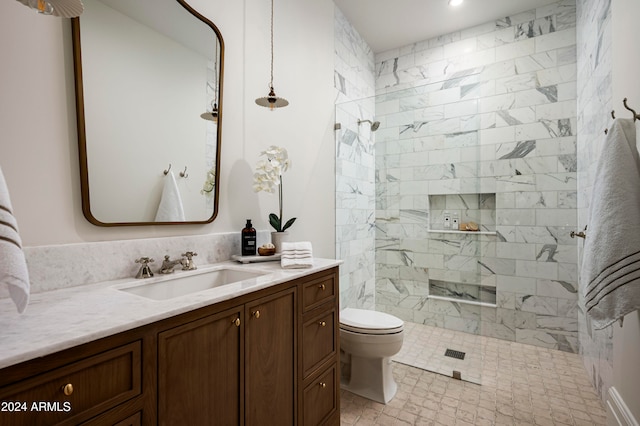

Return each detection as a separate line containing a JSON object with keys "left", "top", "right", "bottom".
{"left": 340, "top": 322, "right": 607, "bottom": 425}
{"left": 394, "top": 322, "right": 484, "bottom": 384}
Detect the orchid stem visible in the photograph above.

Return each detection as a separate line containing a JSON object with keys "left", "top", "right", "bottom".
{"left": 279, "top": 174, "right": 283, "bottom": 231}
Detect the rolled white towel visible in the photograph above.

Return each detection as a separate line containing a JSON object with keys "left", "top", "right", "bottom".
{"left": 0, "top": 167, "right": 30, "bottom": 313}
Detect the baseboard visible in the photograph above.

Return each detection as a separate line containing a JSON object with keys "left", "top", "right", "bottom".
{"left": 607, "top": 387, "right": 639, "bottom": 426}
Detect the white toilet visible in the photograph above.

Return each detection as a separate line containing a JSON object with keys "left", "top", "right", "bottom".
{"left": 339, "top": 308, "right": 404, "bottom": 404}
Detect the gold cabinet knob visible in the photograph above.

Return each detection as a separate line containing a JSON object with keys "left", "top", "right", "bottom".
{"left": 62, "top": 383, "right": 74, "bottom": 396}
{"left": 319, "top": 321, "right": 326, "bottom": 327}
{"left": 319, "top": 382, "right": 326, "bottom": 388}
{"left": 319, "top": 284, "right": 326, "bottom": 291}
{"left": 233, "top": 318, "right": 241, "bottom": 327}
{"left": 252, "top": 310, "right": 260, "bottom": 319}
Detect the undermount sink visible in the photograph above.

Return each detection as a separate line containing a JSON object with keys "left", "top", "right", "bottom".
{"left": 117, "top": 267, "right": 269, "bottom": 301}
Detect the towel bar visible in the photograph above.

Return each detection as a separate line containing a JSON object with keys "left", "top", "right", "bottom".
{"left": 570, "top": 225, "right": 587, "bottom": 239}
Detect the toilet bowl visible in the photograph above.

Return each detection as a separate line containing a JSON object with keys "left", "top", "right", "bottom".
{"left": 339, "top": 308, "right": 404, "bottom": 404}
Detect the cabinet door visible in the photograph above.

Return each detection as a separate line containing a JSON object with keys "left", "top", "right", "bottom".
{"left": 245, "top": 288, "right": 296, "bottom": 425}
{"left": 158, "top": 307, "right": 243, "bottom": 426}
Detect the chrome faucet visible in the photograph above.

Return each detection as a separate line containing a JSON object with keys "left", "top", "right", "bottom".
{"left": 159, "top": 255, "right": 182, "bottom": 274}
{"left": 135, "top": 257, "right": 155, "bottom": 279}
{"left": 181, "top": 251, "right": 198, "bottom": 270}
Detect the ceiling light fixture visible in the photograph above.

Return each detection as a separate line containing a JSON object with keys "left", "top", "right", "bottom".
{"left": 201, "top": 41, "right": 220, "bottom": 123}
{"left": 255, "top": 0, "right": 288, "bottom": 110}
{"left": 448, "top": 0, "right": 463, "bottom": 6}
{"left": 16, "top": 0, "right": 84, "bottom": 17}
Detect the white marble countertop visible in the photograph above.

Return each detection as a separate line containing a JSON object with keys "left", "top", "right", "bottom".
{"left": 0, "top": 258, "right": 341, "bottom": 370}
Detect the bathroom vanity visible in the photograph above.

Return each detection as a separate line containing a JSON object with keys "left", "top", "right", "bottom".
{"left": 0, "top": 260, "right": 340, "bottom": 425}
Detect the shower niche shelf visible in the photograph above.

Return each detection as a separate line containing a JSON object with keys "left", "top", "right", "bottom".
{"left": 428, "top": 192, "right": 496, "bottom": 234}
{"left": 427, "top": 229, "right": 497, "bottom": 236}
{"left": 429, "top": 279, "right": 497, "bottom": 307}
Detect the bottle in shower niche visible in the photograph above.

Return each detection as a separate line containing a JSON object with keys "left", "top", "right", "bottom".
{"left": 241, "top": 219, "right": 257, "bottom": 256}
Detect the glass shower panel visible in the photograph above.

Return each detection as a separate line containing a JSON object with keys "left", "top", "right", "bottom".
{"left": 336, "top": 71, "right": 487, "bottom": 384}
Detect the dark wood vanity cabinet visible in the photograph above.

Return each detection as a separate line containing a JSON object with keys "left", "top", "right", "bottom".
{"left": 0, "top": 266, "right": 339, "bottom": 426}
{"left": 0, "top": 333, "right": 152, "bottom": 426}
{"left": 245, "top": 289, "right": 297, "bottom": 425}
{"left": 299, "top": 272, "right": 340, "bottom": 425}
{"left": 158, "top": 288, "right": 297, "bottom": 425}
{"left": 158, "top": 306, "right": 243, "bottom": 425}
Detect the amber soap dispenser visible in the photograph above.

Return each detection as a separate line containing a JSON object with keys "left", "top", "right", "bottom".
{"left": 241, "top": 219, "right": 257, "bottom": 256}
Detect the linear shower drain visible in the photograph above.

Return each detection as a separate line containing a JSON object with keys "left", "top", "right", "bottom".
{"left": 444, "top": 349, "right": 466, "bottom": 360}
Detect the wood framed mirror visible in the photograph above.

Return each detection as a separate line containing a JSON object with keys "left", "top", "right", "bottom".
{"left": 72, "top": 0, "right": 223, "bottom": 226}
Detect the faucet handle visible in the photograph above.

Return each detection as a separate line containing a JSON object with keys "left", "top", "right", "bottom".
{"left": 180, "top": 251, "right": 198, "bottom": 270}
{"left": 135, "top": 257, "right": 155, "bottom": 279}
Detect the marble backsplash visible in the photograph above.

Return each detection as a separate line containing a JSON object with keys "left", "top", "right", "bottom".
{"left": 3, "top": 231, "right": 270, "bottom": 296}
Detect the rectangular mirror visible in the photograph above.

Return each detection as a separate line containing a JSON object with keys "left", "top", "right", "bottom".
{"left": 72, "top": 0, "right": 224, "bottom": 225}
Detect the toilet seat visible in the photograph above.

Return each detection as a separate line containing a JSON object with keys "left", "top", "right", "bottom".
{"left": 340, "top": 308, "right": 404, "bottom": 335}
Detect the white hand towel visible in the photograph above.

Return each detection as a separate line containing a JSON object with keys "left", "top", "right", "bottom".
{"left": 583, "top": 119, "right": 640, "bottom": 329}
{"left": 0, "top": 166, "right": 30, "bottom": 313}
{"left": 155, "top": 171, "right": 185, "bottom": 222}
{"left": 281, "top": 241, "right": 313, "bottom": 269}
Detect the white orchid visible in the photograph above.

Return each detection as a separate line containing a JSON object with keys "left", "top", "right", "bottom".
{"left": 253, "top": 146, "right": 296, "bottom": 232}
{"left": 201, "top": 165, "right": 216, "bottom": 195}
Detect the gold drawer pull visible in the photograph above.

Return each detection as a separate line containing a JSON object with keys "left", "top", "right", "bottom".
{"left": 319, "top": 321, "right": 326, "bottom": 327}
{"left": 252, "top": 310, "right": 260, "bottom": 319}
{"left": 319, "top": 382, "right": 326, "bottom": 388}
{"left": 233, "top": 318, "right": 241, "bottom": 327}
{"left": 62, "top": 383, "right": 74, "bottom": 396}
{"left": 318, "top": 284, "right": 326, "bottom": 291}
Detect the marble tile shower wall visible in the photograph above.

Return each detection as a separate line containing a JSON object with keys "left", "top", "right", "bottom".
{"left": 334, "top": 6, "right": 377, "bottom": 310}
{"left": 374, "top": 0, "right": 580, "bottom": 352}
{"left": 575, "top": 0, "right": 613, "bottom": 402}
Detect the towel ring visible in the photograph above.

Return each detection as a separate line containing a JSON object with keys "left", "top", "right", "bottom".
{"left": 163, "top": 164, "right": 172, "bottom": 175}
{"left": 180, "top": 166, "right": 188, "bottom": 178}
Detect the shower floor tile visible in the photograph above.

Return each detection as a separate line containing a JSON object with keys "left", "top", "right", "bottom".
{"left": 393, "top": 321, "right": 483, "bottom": 384}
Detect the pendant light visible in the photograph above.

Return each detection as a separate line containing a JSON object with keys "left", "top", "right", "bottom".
{"left": 16, "top": 0, "right": 84, "bottom": 17}
{"left": 255, "top": 0, "right": 288, "bottom": 110}
{"left": 201, "top": 40, "right": 220, "bottom": 123}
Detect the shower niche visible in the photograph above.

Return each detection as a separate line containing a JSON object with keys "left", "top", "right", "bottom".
{"left": 427, "top": 193, "right": 496, "bottom": 234}
{"left": 426, "top": 192, "right": 497, "bottom": 307}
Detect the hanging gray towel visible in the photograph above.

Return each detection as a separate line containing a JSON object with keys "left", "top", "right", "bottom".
{"left": 583, "top": 119, "right": 640, "bottom": 329}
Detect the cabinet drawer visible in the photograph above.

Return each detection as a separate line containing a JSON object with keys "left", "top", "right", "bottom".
{"left": 0, "top": 341, "right": 141, "bottom": 426}
{"left": 302, "top": 309, "right": 337, "bottom": 378}
{"left": 303, "top": 365, "right": 337, "bottom": 426}
{"left": 302, "top": 275, "right": 335, "bottom": 312}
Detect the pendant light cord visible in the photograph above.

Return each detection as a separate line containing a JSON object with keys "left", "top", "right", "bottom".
{"left": 213, "top": 39, "right": 218, "bottom": 106}
{"left": 269, "top": 0, "right": 274, "bottom": 88}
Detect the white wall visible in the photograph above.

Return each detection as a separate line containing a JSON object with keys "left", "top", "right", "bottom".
{"left": 0, "top": 0, "right": 336, "bottom": 257}
{"left": 610, "top": 0, "right": 640, "bottom": 421}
